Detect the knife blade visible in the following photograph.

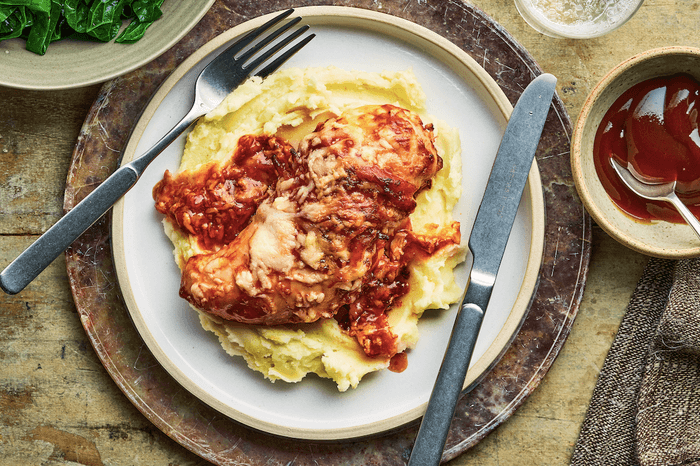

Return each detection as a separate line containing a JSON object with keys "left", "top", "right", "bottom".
{"left": 408, "top": 73, "right": 557, "bottom": 466}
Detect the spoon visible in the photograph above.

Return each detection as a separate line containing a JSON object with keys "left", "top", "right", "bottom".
{"left": 610, "top": 158, "right": 700, "bottom": 239}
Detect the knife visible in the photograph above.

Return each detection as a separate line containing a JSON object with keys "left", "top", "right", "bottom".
{"left": 408, "top": 73, "right": 557, "bottom": 466}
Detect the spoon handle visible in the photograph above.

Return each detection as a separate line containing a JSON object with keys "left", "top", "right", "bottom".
{"left": 667, "top": 191, "right": 700, "bottom": 240}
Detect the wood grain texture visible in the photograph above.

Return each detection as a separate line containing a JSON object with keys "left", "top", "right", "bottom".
{"left": 0, "top": 86, "right": 207, "bottom": 464}
{"left": 0, "top": 0, "right": 684, "bottom": 462}
{"left": 0, "top": 86, "right": 100, "bottom": 234}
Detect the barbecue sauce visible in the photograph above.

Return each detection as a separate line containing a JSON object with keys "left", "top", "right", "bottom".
{"left": 593, "top": 73, "right": 700, "bottom": 223}
{"left": 153, "top": 135, "right": 296, "bottom": 250}
{"left": 155, "top": 133, "right": 460, "bottom": 368}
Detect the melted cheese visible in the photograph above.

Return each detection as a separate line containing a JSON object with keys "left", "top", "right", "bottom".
{"left": 155, "top": 67, "right": 465, "bottom": 391}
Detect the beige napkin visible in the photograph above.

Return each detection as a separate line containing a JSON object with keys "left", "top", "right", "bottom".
{"left": 571, "top": 258, "right": 700, "bottom": 466}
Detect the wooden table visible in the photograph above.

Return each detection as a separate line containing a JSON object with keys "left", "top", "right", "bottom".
{"left": 3, "top": 0, "right": 688, "bottom": 462}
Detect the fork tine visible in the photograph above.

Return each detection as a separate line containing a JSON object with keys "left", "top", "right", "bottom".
{"left": 244, "top": 25, "right": 312, "bottom": 74}
{"left": 220, "top": 9, "right": 295, "bottom": 58}
{"left": 255, "top": 32, "right": 315, "bottom": 78}
{"left": 236, "top": 16, "right": 303, "bottom": 64}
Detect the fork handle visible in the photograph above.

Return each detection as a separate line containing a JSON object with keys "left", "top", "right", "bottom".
{"left": 0, "top": 104, "right": 201, "bottom": 295}
{"left": 0, "top": 165, "right": 139, "bottom": 295}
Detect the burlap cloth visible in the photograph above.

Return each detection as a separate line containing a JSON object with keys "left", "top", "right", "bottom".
{"left": 571, "top": 258, "right": 700, "bottom": 466}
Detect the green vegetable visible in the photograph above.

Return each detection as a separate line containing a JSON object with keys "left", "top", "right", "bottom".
{"left": 0, "top": 0, "right": 165, "bottom": 55}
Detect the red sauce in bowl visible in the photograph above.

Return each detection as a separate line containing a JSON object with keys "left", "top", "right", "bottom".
{"left": 593, "top": 73, "right": 700, "bottom": 223}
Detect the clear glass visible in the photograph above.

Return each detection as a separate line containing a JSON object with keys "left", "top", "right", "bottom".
{"left": 514, "top": 0, "right": 644, "bottom": 39}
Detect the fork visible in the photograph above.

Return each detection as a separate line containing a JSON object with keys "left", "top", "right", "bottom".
{"left": 610, "top": 158, "right": 700, "bottom": 240}
{"left": 0, "top": 9, "right": 314, "bottom": 295}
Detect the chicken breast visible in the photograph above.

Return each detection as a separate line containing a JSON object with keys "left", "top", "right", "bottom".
{"left": 177, "top": 104, "right": 444, "bottom": 334}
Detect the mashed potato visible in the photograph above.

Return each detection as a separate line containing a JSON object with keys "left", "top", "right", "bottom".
{"left": 161, "top": 66, "right": 465, "bottom": 391}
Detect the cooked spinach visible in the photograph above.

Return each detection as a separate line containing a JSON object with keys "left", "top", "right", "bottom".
{"left": 0, "top": 0, "right": 165, "bottom": 55}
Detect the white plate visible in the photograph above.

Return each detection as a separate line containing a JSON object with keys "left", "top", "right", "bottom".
{"left": 112, "top": 7, "right": 544, "bottom": 441}
{"left": 0, "top": 0, "right": 214, "bottom": 90}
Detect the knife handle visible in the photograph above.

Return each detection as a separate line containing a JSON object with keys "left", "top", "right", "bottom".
{"left": 408, "top": 297, "right": 486, "bottom": 466}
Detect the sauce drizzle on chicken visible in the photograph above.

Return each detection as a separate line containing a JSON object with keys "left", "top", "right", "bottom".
{"left": 153, "top": 105, "right": 460, "bottom": 366}
{"left": 153, "top": 135, "right": 296, "bottom": 250}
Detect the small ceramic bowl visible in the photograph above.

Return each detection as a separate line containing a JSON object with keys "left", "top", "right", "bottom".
{"left": 571, "top": 46, "right": 700, "bottom": 258}
{"left": 514, "top": 0, "right": 644, "bottom": 39}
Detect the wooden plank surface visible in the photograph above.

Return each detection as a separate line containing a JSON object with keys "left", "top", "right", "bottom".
{"left": 1, "top": 0, "right": 688, "bottom": 462}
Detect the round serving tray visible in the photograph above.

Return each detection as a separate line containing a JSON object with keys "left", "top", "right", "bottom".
{"left": 65, "top": 0, "right": 589, "bottom": 463}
